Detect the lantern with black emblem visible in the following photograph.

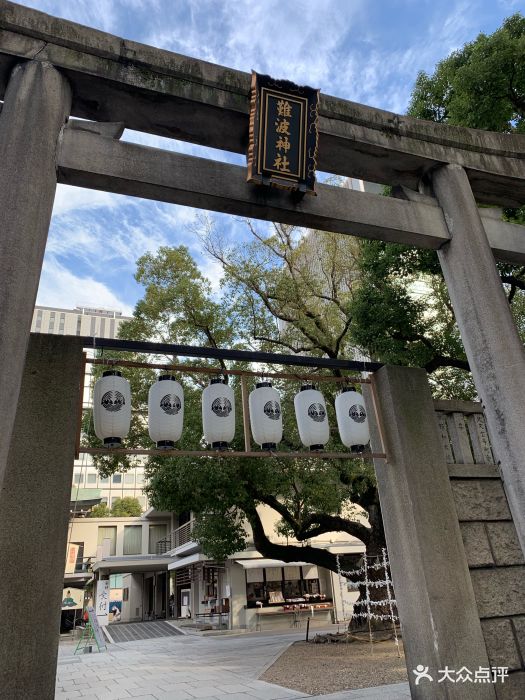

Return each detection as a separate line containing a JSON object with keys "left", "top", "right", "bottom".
{"left": 335, "top": 388, "right": 370, "bottom": 452}
{"left": 93, "top": 370, "right": 131, "bottom": 447}
{"left": 148, "top": 375, "right": 184, "bottom": 449}
{"left": 293, "top": 384, "right": 329, "bottom": 451}
{"left": 249, "top": 381, "right": 282, "bottom": 449}
{"left": 202, "top": 377, "right": 235, "bottom": 450}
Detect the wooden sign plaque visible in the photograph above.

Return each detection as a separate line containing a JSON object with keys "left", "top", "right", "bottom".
{"left": 247, "top": 72, "right": 319, "bottom": 195}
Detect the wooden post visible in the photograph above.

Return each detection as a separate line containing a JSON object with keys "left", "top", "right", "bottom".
{"left": 240, "top": 374, "right": 252, "bottom": 452}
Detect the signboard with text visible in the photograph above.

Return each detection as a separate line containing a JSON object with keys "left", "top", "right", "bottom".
{"left": 95, "top": 579, "right": 110, "bottom": 627}
{"left": 86, "top": 605, "right": 106, "bottom": 650}
{"left": 247, "top": 72, "right": 319, "bottom": 194}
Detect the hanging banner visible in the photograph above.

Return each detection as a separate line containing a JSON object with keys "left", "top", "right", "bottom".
{"left": 65, "top": 543, "right": 79, "bottom": 574}
{"left": 95, "top": 579, "right": 110, "bottom": 626}
{"left": 247, "top": 72, "right": 319, "bottom": 195}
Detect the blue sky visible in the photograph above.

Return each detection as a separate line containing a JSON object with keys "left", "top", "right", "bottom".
{"left": 20, "top": 0, "right": 522, "bottom": 315}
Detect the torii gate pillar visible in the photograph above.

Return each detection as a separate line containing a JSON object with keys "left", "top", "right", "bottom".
{"left": 0, "top": 60, "right": 71, "bottom": 491}
{"left": 433, "top": 164, "right": 525, "bottom": 555}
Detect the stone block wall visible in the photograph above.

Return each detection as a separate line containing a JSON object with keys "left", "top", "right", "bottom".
{"left": 437, "top": 401, "right": 525, "bottom": 699}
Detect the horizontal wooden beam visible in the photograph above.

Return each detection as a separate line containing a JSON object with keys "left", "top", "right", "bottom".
{"left": 87, "top": 357, "right": 370, "bottom": 384}
{"left": 74, "top": 334, "right": 382, "bottom": 372}
{"left": 80, "top": 447, "right": 385, "bottom": 460}
{"left": 57, "top": 128, "right": 525, "bottom": 264}
{"left": 2, "top": 0, "right": 525, "bottom": 206}
{"left": 58, "top": 128, "right": 450, "bottom": 248}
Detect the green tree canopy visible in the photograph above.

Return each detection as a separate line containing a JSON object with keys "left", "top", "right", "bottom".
{"left": 111, "top": 497, "right": 143, "bottom": 517}
{"left": 90, "top": 503, "right": 111, "bottom": 518}
{"left": 409, "top": 13, "right": 525, "bottom": 132}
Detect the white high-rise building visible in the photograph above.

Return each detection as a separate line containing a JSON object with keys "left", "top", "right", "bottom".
{"left": 31, "top": 304, "right": 128, "bottom": 339}
{"left": 32, "top": 304, "right": 150, "bottom": 512}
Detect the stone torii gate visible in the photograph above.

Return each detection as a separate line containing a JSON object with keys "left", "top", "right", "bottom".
{"left": 1, "top": 1, "right": 525, "bottom": 698}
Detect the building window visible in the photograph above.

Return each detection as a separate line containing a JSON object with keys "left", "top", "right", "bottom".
{"left": 109, "top": 319, "right": 115, "bottom": 338}
{"left": 90, "top": 316, "right": 96, "bottom": 336}
{"left": 87, "top": 474, "right": 97, "bottom": 485}
{"left": 136, "top": 471, "right": 144, "bottom": 484}
{"left": 58, "top": 312, "right": 65, "bottom": 333}
{"left": 148, "top": 524, "right": 167, "bottom": 554}
{"left": 124, "top": 473, "right": 134, "bottom": 485}
{"left": 76, "top": 314, "right": 82, "bottom": 336}
{"left": 123, "top": 525, "right": 142, "bottom": 555}
{"left": 110, "top": 573, "right": 123, "bottom": 588}
{"left": 100, "top": 476, "right": 109, "bottom": 485}
{"left": 112, "top": 474, "right": 122, "bottom": 484}
{"left": 100, "top": 318, "right": 106, "bottom": 337}
{"left": 48, "top": 311, "right": 55, "bottom": 333}
{"left": 72, "top": 472, "right": 83, "bottom": 484}
{"left": 35, "top": 308, "right": 43, "bottom": 331}
{"left": 97, "top": 526, "right": 117, "bottom": 556}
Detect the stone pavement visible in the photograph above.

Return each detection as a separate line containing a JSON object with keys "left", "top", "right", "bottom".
{"left": 56, "top": 628, "right": 410, "bottom": 700}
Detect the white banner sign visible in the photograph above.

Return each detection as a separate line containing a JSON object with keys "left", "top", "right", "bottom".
{"left": 95, "top": 580, "right": 110, "bottom": 627}
{"left": 65, "top": 543, "right": 79, "bottom": 574}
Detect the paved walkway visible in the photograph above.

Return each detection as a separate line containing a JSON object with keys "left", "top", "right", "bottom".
{"left": 56, "top": 628, "right": 410, "bottom": 700}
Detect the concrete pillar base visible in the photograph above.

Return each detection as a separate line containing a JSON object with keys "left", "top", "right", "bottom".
{"left": 0, "top": 335, "right": 83, "bottom": 700}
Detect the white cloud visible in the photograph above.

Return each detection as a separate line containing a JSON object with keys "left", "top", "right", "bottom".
{"left": 52, "top": 185, "right": 122, "bottom": 217}
{"left": 37, "top": 257, "right": 133, "bottom": 314}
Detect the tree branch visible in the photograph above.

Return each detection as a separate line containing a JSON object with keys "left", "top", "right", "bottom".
{"left": 243, "top": 503, "right": 362, "bottom": 576}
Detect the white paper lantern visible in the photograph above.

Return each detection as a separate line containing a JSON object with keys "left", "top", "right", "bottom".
{"left": 148, "top": 375, "right": 184, "bottom": 448}
{"left": 202, "top": 378, "right": 235, "bottom": 449}
{"left": 249, "top": 382, "right": 283, "bottom": 449}
{"left": 335, "top": 389, "right": 370, "bottom": 451}
{"left": 294, "top": 384, "right": 329, "bottom": 450}
{"left": 93, "top": 370, "right": 131, "bottom": 447}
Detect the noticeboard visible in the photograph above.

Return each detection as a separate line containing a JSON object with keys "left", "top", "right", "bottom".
{"left": 247, "top": 72, "right": 319, "bottom": 195}
{"left": 95, "top": 579, "right": 110, "bottom": 626}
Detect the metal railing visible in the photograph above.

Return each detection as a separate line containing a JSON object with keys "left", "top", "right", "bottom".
{"left": 156, "top": 519, "right": 195, "bottom": 554}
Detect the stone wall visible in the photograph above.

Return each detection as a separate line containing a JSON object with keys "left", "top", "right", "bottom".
{"left": 436, "top": 401, "right": 525, "bottom": 699}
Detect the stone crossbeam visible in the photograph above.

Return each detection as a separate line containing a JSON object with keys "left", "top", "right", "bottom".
{"left": 58, "top": 126, "right": 525, "bottom": 264}
{"left": 1, "top": 0, "right": 525, "bottom": 206}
